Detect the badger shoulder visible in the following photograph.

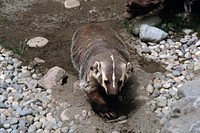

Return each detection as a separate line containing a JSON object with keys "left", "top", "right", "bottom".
{"left": 71, "top": 24, "right": 130, "bottom": 70}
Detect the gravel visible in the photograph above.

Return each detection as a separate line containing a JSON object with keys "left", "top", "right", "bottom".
{"left": 132, "top": 27, "right": 200, "bottom": 131}
{"left": 0, "top": 49, "right": 64, "bottom": 132}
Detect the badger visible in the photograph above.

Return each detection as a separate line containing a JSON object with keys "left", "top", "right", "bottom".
{"left": 71, "top": 24, "right": 133, "bottom": 119}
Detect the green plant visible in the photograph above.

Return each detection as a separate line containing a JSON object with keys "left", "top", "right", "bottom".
{"left": 158, "top": 11, "right": 200, "bottom": 32}
{"left": 13, "top": 41, "right": 29, "bottom": 56}
{"left": 123, "top": 20, "right": 132, "bottom": 34}
{"left": 0, "top": 38, "right": 29, "bottom": 56}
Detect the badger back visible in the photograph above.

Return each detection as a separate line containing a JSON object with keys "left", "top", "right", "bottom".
{"left": 71, "top": 24, "right": 130, "bottom": 71}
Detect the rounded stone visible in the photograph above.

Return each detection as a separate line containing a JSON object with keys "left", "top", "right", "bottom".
{"left": 45, "top": 124, "right": 54, "bottom": 131}
{"left": 27, "top": 80, "right": 38, "bottom": 89}
{"left": 64, "top": 0, "right": 80, "bottom": 9}
{"left": 36, "top": 129, "right": 44, "bottom": 133}
{"left": 7, "top": 65, "right": 14, "bottom": 70}
{"left": 172, "top": 70, "right": 181, "bottom": 77}
{"left": 180, "top": 38, "right": 188, "bottom": 43}
{"left": 175, "top": 42, "right": 182, "bottom": 47}
{"left": 195, "top": 40, "right": 200, "bottom": 46}
{"left": 159, "top": 116, "right": 168, "bottom": 126}
{"left": 3, "top": 123, "right": 10, "bottom": 129}
{"left": 10, "top": 117, "right": 18, "bottom": 125}
{"left": 0, "top": 95, "right": 6, "bottom": 102}
{"left": 195, "top": 51, "right": 200, "bottom": 56}
{"left": 18, "top": 107, "right": 32, "bottom": 116}
{"left": 176, "top": 50, "right": 184, "bottom": 57}
{"left": 163, "top": 83, "right": 171, "bottom": 89}
{"left": 155, "top": 96, "right": 167, "bottom": 107}
{"left": 61, "top": 127, "right": 69, "bottom": 133}
{"left": 194, "top": 61, "right": 200, "bottom": 71}
{"left": 184, "top": 52, "right": 191, "bottom": 59}
{"left": 159, "top": 54, "right": 169, "bottom": 59}
{"left": 141, "top": 47, "right": 151, "bottom": 53}
{"left": 182, "top": 29, "right": 193, "bottom": 34}
{"left": 146, "top": 84, "right": 154, "bottom": 94}
{"left": 82, "top": 110, "right": 87, "bottom": 117}
{"left": 159, "top": 40, "right": 166, "bottom": 45}
{"left": 46, "top": 89, "right": 52, "bottom": 94}
{"left": 112, "top": 131, "right": 120, "bottom": 133}
{"left": 34, "top": 121, "right": 42, "bottom": 129}
{"left": 169, "top": 89, "right": 177, "bottom": 96}
{"left": 152, "top": 88, "right": 160, "bottom": 98}
{"left": 184, "top": 35, "right": 191, "bottom": 40}
{"left": 60, "top": 109, "right": 70, "bottom": 121}
{"left": 28, "top": 125, "right": 37, "bottom": 132}
{"left": 27, "top": 37, "right": 49, "bottom": 48}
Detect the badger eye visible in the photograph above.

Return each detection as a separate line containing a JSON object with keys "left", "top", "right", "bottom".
{"left": 104, "top": 80, "right": 109, "bottom": 84}
{"left": 118, "top": 80, "right": 123, "bottom": 86}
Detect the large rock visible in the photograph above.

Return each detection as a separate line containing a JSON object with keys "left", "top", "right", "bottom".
{"left": 124, "top": 0, "right": 162, "bottom": 20}
{"left": 162, "top": 96, "right": 200, "bottom": 133}
{"left": 139, "top": 24, "right": 168, "bottom": 43}
{"left": 38, "top": 66, "right": 67, "bottom": 89}
{"left": 132, "top": 15, "right": 161, "bottom": 35}
{"left": 162, "top": 77, "right": 200, "bottom": 133}
{"left": 177, "top": 78, "right": 200, "bottom": 98}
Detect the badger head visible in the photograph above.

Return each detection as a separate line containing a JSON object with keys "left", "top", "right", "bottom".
{"left": 89, "top": 55, "right": 133, "bottom": 95}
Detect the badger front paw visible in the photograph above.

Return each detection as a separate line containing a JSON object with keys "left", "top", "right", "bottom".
{"left": 91, "top": 102, "right": 117, "bottom": 119}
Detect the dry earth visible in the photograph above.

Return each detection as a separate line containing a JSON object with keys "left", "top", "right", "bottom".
{"left": 0, "top": 0, "right": 165, "bottom": 132}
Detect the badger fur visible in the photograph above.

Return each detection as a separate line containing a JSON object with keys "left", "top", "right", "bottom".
{"left": 71, "top": 24, "right": 133, "bottom": 119}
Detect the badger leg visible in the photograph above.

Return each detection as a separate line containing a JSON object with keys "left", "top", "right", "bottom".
{"left": 87, "top": 89, "right": 117, "bottom": 119}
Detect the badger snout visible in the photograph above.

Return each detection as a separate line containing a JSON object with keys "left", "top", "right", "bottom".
{"left": 107, "top": 87, "right": 119, "bottom": 95}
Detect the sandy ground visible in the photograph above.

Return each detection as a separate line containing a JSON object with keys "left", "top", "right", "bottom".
{"left": 0, "top": 0, "right": 164, "bottom": 132}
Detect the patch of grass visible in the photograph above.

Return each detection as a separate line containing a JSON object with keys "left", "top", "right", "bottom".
{"left": 123, "top": 20, "right": 132, "bottom": 34}
{"left": 0, "top": 38, "right": 29, "bottom": 56}
{"left": 158, "top": 11, "right": 200, "bottom": 33}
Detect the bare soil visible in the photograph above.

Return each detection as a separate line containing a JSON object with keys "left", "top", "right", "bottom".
{"left": 0, "top": 0, "right": 164, "bottom": 132}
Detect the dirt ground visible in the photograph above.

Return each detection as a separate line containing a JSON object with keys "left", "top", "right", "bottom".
{"left": 0, "top": 0, "right": 164, "bottom": 132}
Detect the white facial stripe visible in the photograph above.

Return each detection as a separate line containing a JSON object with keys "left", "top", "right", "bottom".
{"left": 110, "top": 53, "right": 115, "bottom": 88}
{"left": 102, "top": 71, "right": 108, "bottom": 93}
{"left": 120, "top": 63, "right": 127, "bottom": 84}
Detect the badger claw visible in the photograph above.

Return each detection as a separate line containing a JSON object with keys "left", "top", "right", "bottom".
{"left": 99, "top": 113, "right": 104, "bottom": 117}
{"left": 109, "top": 112, "right": 117, "bottom": 118}
{"left": 98, "top": 109, "right": 117, "bottom": 119}
{"left": 105, "top": 113, "right": 111, "bottom": 119}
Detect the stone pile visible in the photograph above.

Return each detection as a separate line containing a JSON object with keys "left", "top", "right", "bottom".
{"left": 0, "top": 47, "right": 67, "bottom": 132}
{"left": 162, "top": 78, "right": 200, "bottom": 132}
{"left": 134, "top": 26, "right": 200, "bottom": 132}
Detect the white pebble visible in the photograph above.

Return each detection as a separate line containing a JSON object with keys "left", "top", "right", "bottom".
{"left": 146, "top": 84, "right": 154, "bottom": 93}
{"left": 175, "top": 42, "right": 182, "bottom": 47}
{"left": 112, "top": 131, "right": 120, "bottom": 133}
{"left": 180, "top": 38, "right": 188, "bottom": 43}
{"left": 159, "top": 40, "right": 166, "bottom": 45}
{"left": 195, "top": 40, "right": 200, "bottom": 46}
{"left": 64, "top": 0, "right": 80, "bottom": 9}
{"left": 163, "top": 83, "right": 171, "bottom": 89}
{"left": 36, "top": 129, "right": 44, "bottom": 133}
{"left": 82, "top": 110, "right": 87, "bottom": 117}
{"left": 175, "top": 49, "right": 184, "bottom": 57}
{"left": 195, "top": 51, "right": 200, "bottom": 56}
{"left": 159, "top": 116, "right": 168, "bottom": 126}
{"left": 3, "top": 123, "right": 10, "bottom": 128}
{"left": 27, "top": 37, "right": 49, "bottom": 48}
{"left": 184, "top": 52, "right": 191, "bottom": 59}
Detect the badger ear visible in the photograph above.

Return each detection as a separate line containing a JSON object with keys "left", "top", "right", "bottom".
{"left": 90, "top": 61, "right": 101, "bottom": 78}
{"left": 126, "top": 62, "right": 133, "bottom": 74}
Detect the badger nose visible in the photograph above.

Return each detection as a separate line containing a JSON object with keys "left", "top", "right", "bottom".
{"left": 108, "top": 88, "right": 119, "bottom": 95}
